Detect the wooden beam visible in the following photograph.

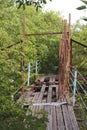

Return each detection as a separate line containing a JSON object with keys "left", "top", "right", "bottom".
{"left": 25, "top": 32, "right": 63, "bottom": 37}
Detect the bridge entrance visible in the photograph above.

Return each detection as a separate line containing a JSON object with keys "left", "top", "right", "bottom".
{"left": 17, "top": 13, "right": 87, "bottom": 130}
{"left": 22, "top": 14, "right": 72, "bottom": 100}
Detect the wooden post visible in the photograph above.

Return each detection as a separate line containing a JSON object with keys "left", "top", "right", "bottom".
{"left": 21, "top": 16, "right": 26, "bottom": 96}
{"left": 68, "top": 14, "right": 72, "bottom": 68}
{"left": 58, "top": 14, "right": 71, "bottom": 100}
{"left": 21, "top": 57, "right": 24, "bottom": 96}
{"left": 28, "top": 62, "right": 30, "bottom": 86}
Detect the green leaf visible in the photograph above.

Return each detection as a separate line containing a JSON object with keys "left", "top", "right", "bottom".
{"left": 43, "top": 0, "right": 47, "bottom": 4}
{"left": 81, "top": 0, "right": 87, "bottom": 5}
{"left": 77, "top": 5, "right": 86, "bottom": 10}
{"left": 23, "top": 4, "right": 25, "bottom": 10}
{"left": 16, "top": 0, "right": 20, "bottom": 3}
{"left": 17, "top": 2, "right": 23, "bottom": 9}
{"left": 83, "top": 18, "right": 87, "bottom": 21}
{"left": 36, "top": 6, "right": 39, "bottom": 11}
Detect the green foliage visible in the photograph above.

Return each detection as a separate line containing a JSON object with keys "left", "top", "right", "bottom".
{"left": 83, "top": 18, "right": 87, "bottom": 21}
{"left": 74, "top": 92, "right": 87, "bottom": 130}
{"left": 24, "top": 108, "right": 48, "bottom": 130}
{"left": 81, "top": 0, "right": 87, "bottom": 5}
{"left": 77, "top": 5, "right": 86, "bottom": 10}
{"left": 72, "top": 23, "right": 87, "bottom": 76}
{"left": 0, "top": 101, "right": 48, "bottom": 130}
{"left": 0, "top": 2, "right": 62, "bottom": 129}
{"left": 72, "top": 23, "right": 87, "bottom": 130}
{"left": 77, "top": 0, "right": 87, "bottom": 10}
{"left": 0, "top": 2, "right": 62, "bottom": 99}
{"left": 77, "top": 0, "right": 87, "bottom": 21}
{"left": 16, "top": 0, "right": 52, "bottom": 10}
{"left": 0, "top": 1, "right": 87, "bottom": 129}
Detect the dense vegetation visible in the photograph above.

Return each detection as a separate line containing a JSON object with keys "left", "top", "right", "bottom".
{"left": 0, "top": 0, "right": 87, "bottom": 130}
{"left": 72, "top": 22, "right": 87, "bottom": 76}
{"left": 0, "top": 1, "right": 62, "bottom": 129}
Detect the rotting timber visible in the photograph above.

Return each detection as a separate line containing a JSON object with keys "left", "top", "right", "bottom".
{"left": 58, "top": 16, "right": 72, "bottom": 101}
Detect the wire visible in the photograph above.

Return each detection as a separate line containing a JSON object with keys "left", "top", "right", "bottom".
{"left": 70, "top": 68, "right": 87, "bottom": 95}
{"left": 70, "top": 69, "right": 87, "bottom": 109}
{"left": 76, "top": 80, "right": 87, "bottom": 96}
{"left": 70, "top": 77, "right": 74, "bottom": 93}
{"left": 76, "top": 88, "right": 87, "bottom": 110}
{"left": 71, "top": 39, "right": 87, "bottom": 48}
{"left": 70, "top": 70, "right": 74, "bottom": 77}
{"left": 77, "top": 69, "right": 87, "bottom": 84}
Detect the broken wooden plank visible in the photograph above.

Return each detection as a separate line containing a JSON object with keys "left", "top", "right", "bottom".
{"left": 37, "top": 85, "right": 46, "bottom": 103}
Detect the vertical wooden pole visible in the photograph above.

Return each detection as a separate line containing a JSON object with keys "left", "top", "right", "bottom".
{"left": 68, "top": 13, "right": 71, "bottom": 37}
{"left": 64, "top": 14, "right": 71, "bottom": 101}
{"left": 58, "top": 14, "right": 71, "bottom": 100}
{"left": 28, "top": 62, "right": 30, "bottom": 86}
{"left": 58, "top": 20, "right": 67, "bottom": 99}
{"left": 69, "top": 14, "right": 72, "bottom": 67}
{"left": 21, "top": 16, "right": 26, "bottom": 96}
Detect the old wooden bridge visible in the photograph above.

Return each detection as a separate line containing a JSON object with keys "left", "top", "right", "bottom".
{"left": 17, "top": 14, "right": 84, "bottom": 130}
{"left": 18, "top": 75, "right": 79, "bottom": 130}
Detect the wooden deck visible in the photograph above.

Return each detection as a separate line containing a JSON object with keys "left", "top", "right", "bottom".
{"left": 18, "top": 75, "right": 79, "bottom": 130}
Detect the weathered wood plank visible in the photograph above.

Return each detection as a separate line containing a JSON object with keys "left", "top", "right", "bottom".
{"left": 68, "top": 105, "right": 79, "bottom": 130}
{"left": 29, "top": 92, "right": 40, "bottom": 115}
{"left": 17, "top": 89, "right": 33, "bottom": 103}
{"left": 55, "top": 85, "right": 58, "bottom": 101}
{"left": 51, "top": 106, "right": 57, "bottom": 130}
{"left": 32, "top": 92, "right": 40, "bottom": 103}
{"left": 17, "top": 76, "right": 79, "bottom": 130}
{"left": 46, "top": 85, "right": 52, "bottom": 130}
{"left": 56, "top": 106, "right": 65, "bottom": 130}
{"left": 24, "top": 91, "right": 33, "bottom": 102}
{"left": 47, "top": 85, "right": 52, "bottom": 102}
{"left": 49, "top": 76, "right": 55, "bottom": 83}
{"left": 37, "top": 85, "right": 46, "bottom": 103}
{"left": 62, "top": 104, "right": 73, "bottom": 130}
{"left": 37, "top": 85, "right": 46, "bottom": 114}
{"left": 46, "top": 111, "right": 52, "bottom": 130}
